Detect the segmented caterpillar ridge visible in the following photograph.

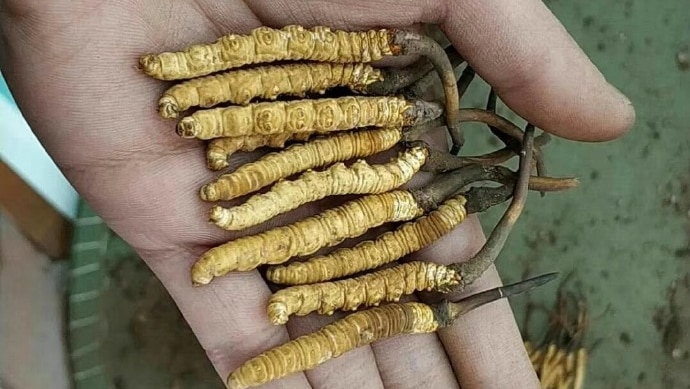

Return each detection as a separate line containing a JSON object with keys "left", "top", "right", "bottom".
{"left": 140, "top": 25, "right": 396, "bottom": 80}
{"left": 159, "top": 62, "right": 384, "bottom": 118}
{"left": 192, "top": 190, "right": 423, "bottom": 284}
{"left": 227, "top": 302, "right": 438, "bottom": 389}
{"left": 266, "top": 195, "right": 467, "bottom": 285}
{"left": 201, "top": 127, "right": 402, "bottom": 201}
{"left": 267, "top": 261, "right": 461, "bottom": 325}
{"left": 177, "top": 96, "right": 412, "bottom": 140}
{"left": 206, "top": 133, "right": 313, "bottom": 171}
{"left": 210, "top": 146, "right": 428, "bottom": 230}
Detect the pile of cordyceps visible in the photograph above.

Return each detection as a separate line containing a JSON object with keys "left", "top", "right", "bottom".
{"left": 139, "top": 25, "right": 579, "bottom": 389}
{"left": 524, "top": 289, "right": 589, "bottom": 389}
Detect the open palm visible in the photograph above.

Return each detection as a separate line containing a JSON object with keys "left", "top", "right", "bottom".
{"left": 0, "top": 0, "right": 633, "bottom": 387}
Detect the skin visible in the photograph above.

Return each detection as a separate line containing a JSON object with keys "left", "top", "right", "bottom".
{"left": 0, "top": 1, "right": 634, "bottom": 388}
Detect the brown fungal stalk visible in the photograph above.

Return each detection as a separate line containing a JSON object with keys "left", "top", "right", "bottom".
{"left": 206, "top": 135, "right": 574, "bottom": 231}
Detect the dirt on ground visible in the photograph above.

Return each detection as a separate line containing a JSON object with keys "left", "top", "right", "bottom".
{"left": 104, "top": 256, "right": 223, "bottom": 389}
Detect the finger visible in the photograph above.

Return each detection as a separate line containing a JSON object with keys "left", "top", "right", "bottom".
{"left": 242, "top": 0, "right": 440, "bottom": 30}
{"left": 145, "top": 251, "right": 311, "bottom": 388}
{"left": 441, "top": 0, "right": 635, "bottom": 141}
{"left": 411, "top": 216, "right": 541, "bottom": 388}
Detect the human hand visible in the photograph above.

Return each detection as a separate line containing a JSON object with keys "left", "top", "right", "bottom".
{"left": 0, "top": 1, "right": 633, "bottom": 387}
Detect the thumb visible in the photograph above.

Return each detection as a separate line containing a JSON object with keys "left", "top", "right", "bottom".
{"left": 441, "top": 0, "right": 635, "bottom": 142}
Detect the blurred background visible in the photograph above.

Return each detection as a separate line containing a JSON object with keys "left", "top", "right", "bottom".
{"left": 1, "top": 0, "right": 688, "bottom": 388}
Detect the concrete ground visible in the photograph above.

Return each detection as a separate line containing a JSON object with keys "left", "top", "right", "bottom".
{"left": 0, "top": 215, "right": 71, "bottom": 389}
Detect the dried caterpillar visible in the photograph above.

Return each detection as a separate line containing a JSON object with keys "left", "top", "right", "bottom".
{"left": 266, "top": 194, "right": 468, "bottom": 285}
{"left": 159, "top": 62, "right": 384, "bottom": 118}
{"left": 210, "top": 146, "right": 428, "bottom": 231}
{"left": 261, "top": 126, "right": 540, "bottom": 318}
{"left": 205, "top": 132, "right": 314, "bottom": 171}
{"left": 201, "top": 127, "right": 402, "bottom": 201}
{"left": 227, "top": 302, "right": 438, "bottom": 389}
{"left": 267, "top": 261, "right": 461, "bottom": 325}
{"left": 227, "top": 274, "right": 556, "bottom": 389}
{"left": 177, "top": 96, "right": 436, "bottom": 140}
{"left": 140, "top": 25, "right": 396, "bottom": 81}
{"left": 191, "top": 190, "right": 424, "bottom": 285}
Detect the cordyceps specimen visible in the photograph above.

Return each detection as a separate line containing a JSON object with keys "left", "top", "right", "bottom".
{"left": 226, "top": 272, "right": 558, "bottom": 389}
{"left": 201, "top": 126, "right": 403, "bottom": 200}
{"left": 524, "top": 288, "right": 589, "bottom": 389}
{"left": 135, "top": 20, "right": 593, "bottom": 389}
{"left": 206, "top": 135, "right": 551, "bottom": 230}
{"left": 192, "top": 121, "right": 577, "bottom": 285}
{"left": 198, "top": 101, "right": 567, "bottom": 203}
{"left": 139, "top": 24, "right": 464, "bottom": 150}
{"left": 264, "top": 126, "right": 541, "bottom": 323}
{"left": 209, "top": 144, "right": 428, "bottom": 231}
{"left": 175, "top": 95, "right": 443, "bottom": 140}
{"left": 157, "top": 62, "right": 384, "bottom": 119}
{"left": 204, "top": 119, "right": 573, "bottom": 230}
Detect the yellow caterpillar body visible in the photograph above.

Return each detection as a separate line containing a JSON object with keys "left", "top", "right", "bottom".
{"left": 205, "top": 133, "right": 314, "bottom": 170}
{"left": 266, "top": 195, "right": 467, "bottom": 285}
{"left": 210, "top": 146, "right": 428, "bottom": 230}
{"left": 227, "top": 302, "right": 438, "bottom": 389}
{"left": 159, "top": 62, "right": 384, "bottom": 118}
{"left": 177, "top": 96, "right": 413, "bottom": 140}
{"left": 267, "top": 261, "right": 460, "bottom": 325}
{"left": 140, "top": 25, "right": 396, "bottom": 80}
{"left": 527, "top": 342, "right": 587, "bottom": 389}
{"left": 192, "top": 190, "right": 424, "bottom": 285}
{"left": 201, "top": 127, "right": 402, "bottom": 201}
